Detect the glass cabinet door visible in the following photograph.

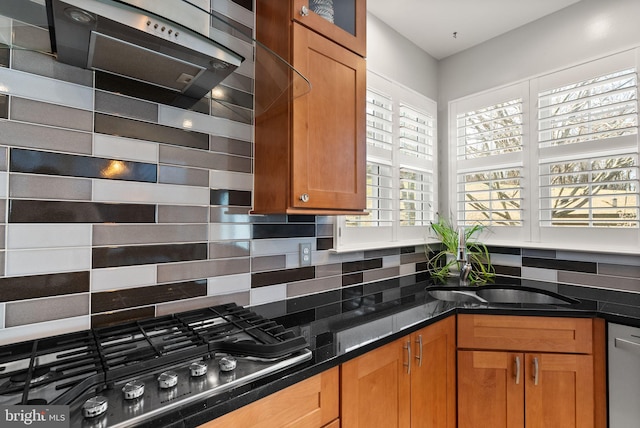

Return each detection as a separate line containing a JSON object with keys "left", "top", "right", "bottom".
{"left": 292, "top": 0, "right": 366, "bottom": 56}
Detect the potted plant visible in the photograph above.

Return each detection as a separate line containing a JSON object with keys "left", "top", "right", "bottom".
{"left": 426, "top": 214, "right": 495, "bottom": 285}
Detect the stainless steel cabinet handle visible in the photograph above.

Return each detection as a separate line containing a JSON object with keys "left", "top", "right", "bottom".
{"left": 533, "top": 357, "right": 539, "bottom": 386}
{"left": 415, "top": 335, "right": 423, "bottom": 367}
{"left": 514, "top": 356, "right": 521, "bottom": 385}
{"left": 299, "top": 193, "right": 310, "bottom": 203}
{"left": 615, "top": 337, "right": 640, "bottom": 356}
{"left": 404, "top": 341, "right": 411, "bottom": 375}
{"left": 300, "top": 5, "right": 309, "bottom": 16}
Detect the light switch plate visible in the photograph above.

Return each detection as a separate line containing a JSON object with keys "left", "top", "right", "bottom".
{"left": 299, "top": 242, "right": 312, "bottom": 266}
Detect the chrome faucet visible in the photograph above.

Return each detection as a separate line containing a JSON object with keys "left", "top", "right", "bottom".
{"left": 457, "top": 227, "right": 472, "bottom": 286}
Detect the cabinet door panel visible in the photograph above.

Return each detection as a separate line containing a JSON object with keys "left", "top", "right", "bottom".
{"left": 525, "top": 353, "right": 594, "bottom": 428}
{"left": 341, "top": 337, "right": 411, "bottom": 428}
{"left": 411, "top": 317, "right": 456, "bottom": 428}
{"left": 292, "top": 23, "right": 366, "bottom": 211}
{"left": 458, "top": 351, "right": 524, "bottom": 428}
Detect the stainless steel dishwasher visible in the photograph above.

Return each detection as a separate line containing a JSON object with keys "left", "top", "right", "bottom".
{"left": 608, "top": 322, "right": 640, "bottom": 427}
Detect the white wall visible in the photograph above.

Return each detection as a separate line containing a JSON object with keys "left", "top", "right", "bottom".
{"left": 367, "top": 12, "right": 438, "bottom": 100}
{"left": 437, "top": 0, "right": 640, "bottom": 214}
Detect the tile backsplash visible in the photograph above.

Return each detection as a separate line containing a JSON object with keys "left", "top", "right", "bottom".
{"left": 1, "top": 1, "right": 640, "bottom": 346}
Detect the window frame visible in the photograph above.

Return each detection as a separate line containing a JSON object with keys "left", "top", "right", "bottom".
{"left": 335, "top": 70, "right": 438, "bottom": 252}
{"left": 448, "top": 49, "right": 640, "bottom": 252}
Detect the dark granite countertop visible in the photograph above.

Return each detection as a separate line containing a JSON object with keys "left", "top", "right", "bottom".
{"left": 144, "top": 274, "right": 640, "bottom": 427}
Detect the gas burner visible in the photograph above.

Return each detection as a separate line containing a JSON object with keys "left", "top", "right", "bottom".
{"left": 0, "top": 367, "right": 59, "bottom": 395}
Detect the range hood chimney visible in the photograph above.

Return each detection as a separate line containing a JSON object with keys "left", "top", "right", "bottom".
{"left": 45, "top": 0, "right": 245, "bottom": 109}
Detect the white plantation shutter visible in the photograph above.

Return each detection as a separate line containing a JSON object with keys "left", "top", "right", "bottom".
{"left": 337, "top": 71, "right": 437, "bottom": 250}
{"left": 537, "top": 55, "right": 639, "bottom": 230}
{"left": 366, "top": 89, "right": 394, "bottom": 152}
{"left": 399, "top": 167, "right": 434, "bottom": 227}
{"left": 453, "top": 83, "right": 527, "bottom": 231}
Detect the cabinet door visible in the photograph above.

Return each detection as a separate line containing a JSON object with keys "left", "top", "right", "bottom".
{"left": 291, "top": 0, "right": 366, "bottom": 56}
{"left": 200, "top": 367, "right": 339, "bottom": 428}
{"left": 524, "top": 353, "right": 594, "bottom": 428}
{"left": 458, "top": 351, "right": 525, "bottom": 428}
{"left": 291, "top": 23, "right": 366, "bottom": 211}
{"left": 341, "top": 337, "right": 411, "bottom": 428}
{"left": 411, "top": 317, "right": 456, "bottom": 428}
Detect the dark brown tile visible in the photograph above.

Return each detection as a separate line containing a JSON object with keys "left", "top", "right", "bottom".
{"left": 95, "top": 113, "right": 209, "bottom": 150}
{"left": 0, "top": 94, "right": 7, "bottom": 119}
{"left": 342, "top": 258, "right": 383, "bottom": 274}
{"left": 91, "top": 280, "right": 207, "bottom": 312}
{"left": 95, "top": 72, "right": 209, "bottom": 114}
{"left": 0, "top": 271, "right": 89, "bottom": 302}
{"left": 9, "top": 200, "right": 156, "bottom": 223}
{"left": 522, "top": 257, "right": 597, "bottom": 273}
{"left": 0, "top": 45, "right": 8, "bottom": 68}
{"left": 251, "top": 266, "right": 315, "bottom": 288}
{"left": 210, "top": 189, "right": 252, "bottom": 206}
{"left": 210, "top": 10, "right": 253, "bottom": 40}
{"left": 91, "top": 306, "right": 156, "bottom": 328}
{"left": 342, "top": 272, "right": 363, "bottom": 286}
{"left": 316, "top": 237, "right": 333, "bottom": 250}
{"left": 252, "top": 224, "right": 316, "bottom": 239}
{"left": 10, "top": 148, "right": 157, "bottom": 182}
{"left": 210, "top": 100, "right": 252, "bottom": 124}
{"left": 230, "top": 0, "right": 253, "bottom": 12}
{"left": 92, "top": 243, "right": 208, "bottom": 268}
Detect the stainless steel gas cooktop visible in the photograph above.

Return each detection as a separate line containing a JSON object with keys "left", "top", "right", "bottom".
{"left": 0, "top": 303, "right": 311, "bottom": 427}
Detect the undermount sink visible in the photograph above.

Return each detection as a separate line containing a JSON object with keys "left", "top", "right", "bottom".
{"left": 426, "top": 284, "right": 580, "bottom": 306}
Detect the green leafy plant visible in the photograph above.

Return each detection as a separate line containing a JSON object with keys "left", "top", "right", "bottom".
{"left": 426, "top": 214, "right": 495, "bottom": 285}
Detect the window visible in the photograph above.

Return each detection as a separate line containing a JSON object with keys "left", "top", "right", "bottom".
{"left": 336, "top": 71, "right": 437, "bottom": 250}
{"left": 450, "top": 83, "right": 529, "bottom": 242}
{"left": 449, "top": 49, "right": 640, "bottom": 250}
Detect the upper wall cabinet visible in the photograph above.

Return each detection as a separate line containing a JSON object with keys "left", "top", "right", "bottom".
{"left": 291, "top": 0, "right": 366, "bottom": 57}
{"left": 254, "top": 0, "right": 367, "bottom": 215}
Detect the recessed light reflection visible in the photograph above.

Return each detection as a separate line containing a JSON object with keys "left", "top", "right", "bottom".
{"left": 101, "top": 160, "right": 128, "bottom": 178}
{"left": 182, "top": 119, "right": 193, "bottom": 129}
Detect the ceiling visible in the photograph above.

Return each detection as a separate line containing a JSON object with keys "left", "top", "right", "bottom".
{"left": 367, "top": 0, "right": 583, "bottom": 60}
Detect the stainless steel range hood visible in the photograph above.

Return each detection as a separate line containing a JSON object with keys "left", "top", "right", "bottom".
{"left": 45, "top": 0, "right": 245, "bottom": 108}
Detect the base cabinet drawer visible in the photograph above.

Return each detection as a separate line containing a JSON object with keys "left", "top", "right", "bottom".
{"left": 199, "top": 367, "right": 339, "bottom": 428}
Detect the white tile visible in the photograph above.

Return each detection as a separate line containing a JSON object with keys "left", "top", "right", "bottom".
{"left": 400, "top": 263, "right": 417, "bottom": 276}
{"left": 209, "top": 170, "right": 253, "bottom": 191}
{"left": 0, "top": 171, "right": 7, "bottom": 198}
{"left": 208, "top": 273, "right": 251, "bottom": 295}
{"left": 7, "top": 224, "right": 91, "bottom": 249}
{"left": 250, "top": 284, "right": 287, "bottom": 306}
{"left": 158, "top": 105, "right": 252, "bottom": 141}
{"left": 383, "top": 254, "right": 401, "bottom": 267}
{"left": 0, "top": 67, "right": 93, "bottom": 110}
{"left": 91, "top": 265, "right": 157, "bottom": 292}
{"left": 251, "top": 238, "right": 314, "bottom": 257}
{"left": 6, "top": 248, "right": 91, "bottom": 276}
{"left": 521, "top": 266, "right": 558, "bottom": 282}
{"left": 93, "top": 134, "right": 159, "bottom": 163}
{"left": 93, "top": 180, "right": 209, "bottom": 205}
{"left": 0, "top": 315, "right": 90, "bottom": 346}
{"left": 209, "top": 224, "right": 251, "bottom": 240}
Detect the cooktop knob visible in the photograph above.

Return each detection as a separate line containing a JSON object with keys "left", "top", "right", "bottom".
{"left": 219, "top": 356, "right": 237, "bottom": 372}
{"left": 122, "top": 380, "right": 145, "bottom": 399}
{"left": 158, "top": 371, "right": 178, "bottom": 389}
{"left": 82, "top": 396, "right": 108, "bottom": 418}
{"left": 189, "top": 361, "right": 208, "bottom": 377}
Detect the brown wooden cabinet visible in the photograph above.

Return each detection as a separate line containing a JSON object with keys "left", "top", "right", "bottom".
{"left": 198, "top": 367, "right": 339, "bottom": 428}
{"left": 255, "top": 0, "right": 366, "bottom": 215}
{"left": 341, "top": 317, "right": 456, "bottom": 428}
{"left": 457, "top": 314, "right": 606, "bottom": 428}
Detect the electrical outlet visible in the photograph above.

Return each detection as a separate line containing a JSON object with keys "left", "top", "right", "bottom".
{"left": 299, "top": 242, "right": 312, "bottom": 266}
